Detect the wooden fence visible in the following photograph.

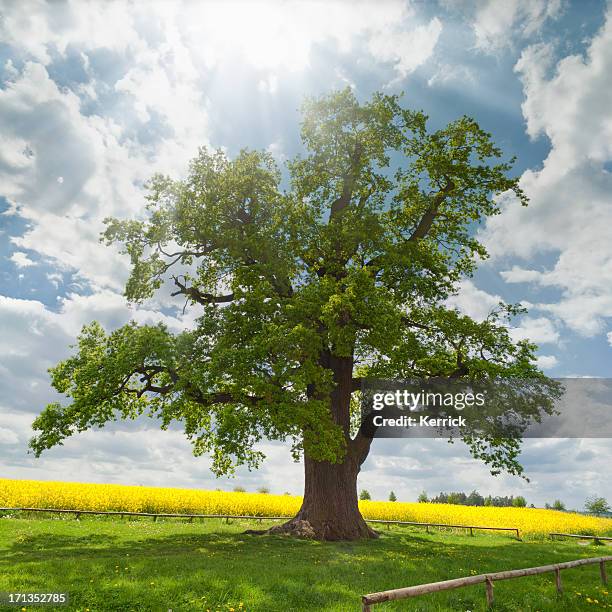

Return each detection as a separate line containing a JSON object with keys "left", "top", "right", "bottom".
{"left": 361, "top": 555, "right": 612, "bottom": 610}
{"left": 366, "top": 519, "right": 520, "bottom": 538}
{"left": 550, "top": 532, "right": 612, "bottom": 543}
{"left": 0, "top": 507, "right": 519, "bottom": 537}
{"left": 0, "top": 507, "right": 288, "bottom": 522}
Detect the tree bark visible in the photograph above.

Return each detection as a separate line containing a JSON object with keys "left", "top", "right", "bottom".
{"left": 267, "top": 353, "right": 378, "bottom": 540}
{"left": 270, "top": 451, "right": 377, "bottom": 540}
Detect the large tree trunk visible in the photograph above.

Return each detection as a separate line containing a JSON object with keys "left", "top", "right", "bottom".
{"left": 268, "top": 353, "right": 377, "bottom": 540}
{"left": 270, "top": 451, "right": 377, "bottom": 540}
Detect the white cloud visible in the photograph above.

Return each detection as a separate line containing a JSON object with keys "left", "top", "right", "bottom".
{"left": 1, "top": 1, "right": 442, "bottom": 82}
{"left": 9, "top": 252, "right": 36, "bottom": 268}
{"left": 445, "top": 0, "right": 565, "bottom": 51}
{"left": 176, "top": 1, "right": 441, "bottom": 78}
{"left": 427, "top": 62, "right": 476, "bottom": 88}
{"left": 534, "top": 354, "right": 558, "bottom": 369}
{"left": 445, "top": 279, "right": 501, "bottom": 321}
{"left": 608, "top": 331, "right": 612, "bottom": 347}
{"left": 0, "top": 1, "right": 143, "bottom": 65}
{"left": 46, "top": 272, "right": 63, "bottom": 289}
{"left": 367, "top": 17, "right": 443, "bottom": 79}
{"left": 481, "top": 8, "right": 612, "bottom": 337}
{"left": 510, "top": 316, "right": 559, "bottom": 345}
{"left": 0, "top": 427, "right": 19, "bottom": 445}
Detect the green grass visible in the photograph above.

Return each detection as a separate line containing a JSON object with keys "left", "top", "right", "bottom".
{"left": 0, "top": 515, "right": 610, "bottom": 611}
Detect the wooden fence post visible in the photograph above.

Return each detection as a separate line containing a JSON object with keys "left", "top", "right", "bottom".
{"left": 555, "top": 567, "right": 562, "bottom": 593}
{"left": 485, "top": 577, "right": 494, "bottom": 607}
{"left": 601, "top": 560, "right": 608, "bottom": 585}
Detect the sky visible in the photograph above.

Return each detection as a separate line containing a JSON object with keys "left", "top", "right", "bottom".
{"left": 1, "top": 0, "right": 611, "bottom": 510}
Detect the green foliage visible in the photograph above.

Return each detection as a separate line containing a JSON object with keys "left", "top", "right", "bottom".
{"left": 513, "top": 496, "right": 527, "bottom": 508}
{"left": 418, "top": 490, "right": 429, "bottom": 503}
{"left": 388, "top": 491, "right": 397, "bottom": 502}
{"left": 552, "top": 500, "right": 566, "bottom": 511}
{"left": 359, "top": 489, "right": 371, "bottom": 501}
{"left": 430, "top": 491, "right": 526, "bottom": 507}
{"left": 31, "top": 88, "right": 558, "bottom": 479}
{"left": 585, "top": 496, "right": 610, "bottom": 516}
{"left": 257, "top": 486, "right": 270, "bottom": 495}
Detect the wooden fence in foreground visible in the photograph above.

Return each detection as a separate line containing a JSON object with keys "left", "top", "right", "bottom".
{"left": 361, "top": 556, "right": 612, "bottom": 610}
{"left": 0, "top": 507, "right": 520, "bottom": 536}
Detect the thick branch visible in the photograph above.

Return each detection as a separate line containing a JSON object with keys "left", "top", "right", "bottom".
{"left": 400, "top": 316, "right": 430, "bottom": 331}
{"left": 329, "top": 141, "right": 363, "bottom": 219}
{"left": 121, "top": 365, "right": 264, "bottom": 407}
{"left": 171, "top": 276, "right": 234, "bottom": 305}
{"left": 350, "top": 428, "right": 375, "bottom": 467}
{"left": 157, "top": 243, "right": 216, "bottom": 259}
{"left": 408, "top": 177, "right": 455, "bottom": 242}
{"left": 363, "top": 179, "right": 456, "bottom": 274}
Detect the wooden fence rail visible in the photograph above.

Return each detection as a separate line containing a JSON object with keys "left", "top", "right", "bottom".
{"left": 0, "top": 507, "right": 520, "bottom": 537}
{"left": 0, "top": 507, "right": 289, "bottom": 521}
{"left": 366, "top": 519, "right": 520, "bottom": 538}
{"left": 361, "top": 555, "right": 612, "bottom": 610}
{"left": 550, "top": 532, "right": 612, "bottom": 543}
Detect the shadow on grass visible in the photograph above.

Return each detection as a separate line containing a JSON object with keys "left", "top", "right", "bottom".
{"left": 1, "top": 521, "right": 609, "bottom": 611}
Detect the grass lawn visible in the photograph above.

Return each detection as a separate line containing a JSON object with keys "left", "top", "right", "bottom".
{"left": 0, "top": 516, "right": 610, "bottom": 611}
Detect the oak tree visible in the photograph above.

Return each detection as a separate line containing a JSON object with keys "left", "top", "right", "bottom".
{"left": 31, "top": 89, "right": 556, "bottom": 540}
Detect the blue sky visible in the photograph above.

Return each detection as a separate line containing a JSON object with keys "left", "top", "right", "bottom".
{"left": 1, "top": 0, "right": 611, "bottom": 509}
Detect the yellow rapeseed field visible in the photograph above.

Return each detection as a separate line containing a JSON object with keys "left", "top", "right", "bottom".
{"left": 1, "top": 478, "right": 611, "bottom": 538}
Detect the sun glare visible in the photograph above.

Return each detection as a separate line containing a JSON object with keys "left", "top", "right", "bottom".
{"left": 185, "top": 1, "right": 316, "bottom": 72}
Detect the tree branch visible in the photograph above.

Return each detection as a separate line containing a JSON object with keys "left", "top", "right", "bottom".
{"left": 157, "top": 243, "right": 216, "bottom": 259}
{"left": 170, "top": 276, "right": 234, "bottom": 305}
{"left": 400, "top": 316, "right": 430, "bottom": 331}
{"left": 329, "top": 141, "right": 363, "bottom": 219}
{"left": 408, "top": 177, "right": 455, "bottom": 242}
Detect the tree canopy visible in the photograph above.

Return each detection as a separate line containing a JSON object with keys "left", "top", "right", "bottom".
{"left": 31, "top": 88, "right": 556, "bottom": 484}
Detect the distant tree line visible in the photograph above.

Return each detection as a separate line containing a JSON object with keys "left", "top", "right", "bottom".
{"left": 419, "top": 491, "right": 610, "bottom": 514}
{"left": 418, "top": 490, "right": 527, "bottom": 507}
